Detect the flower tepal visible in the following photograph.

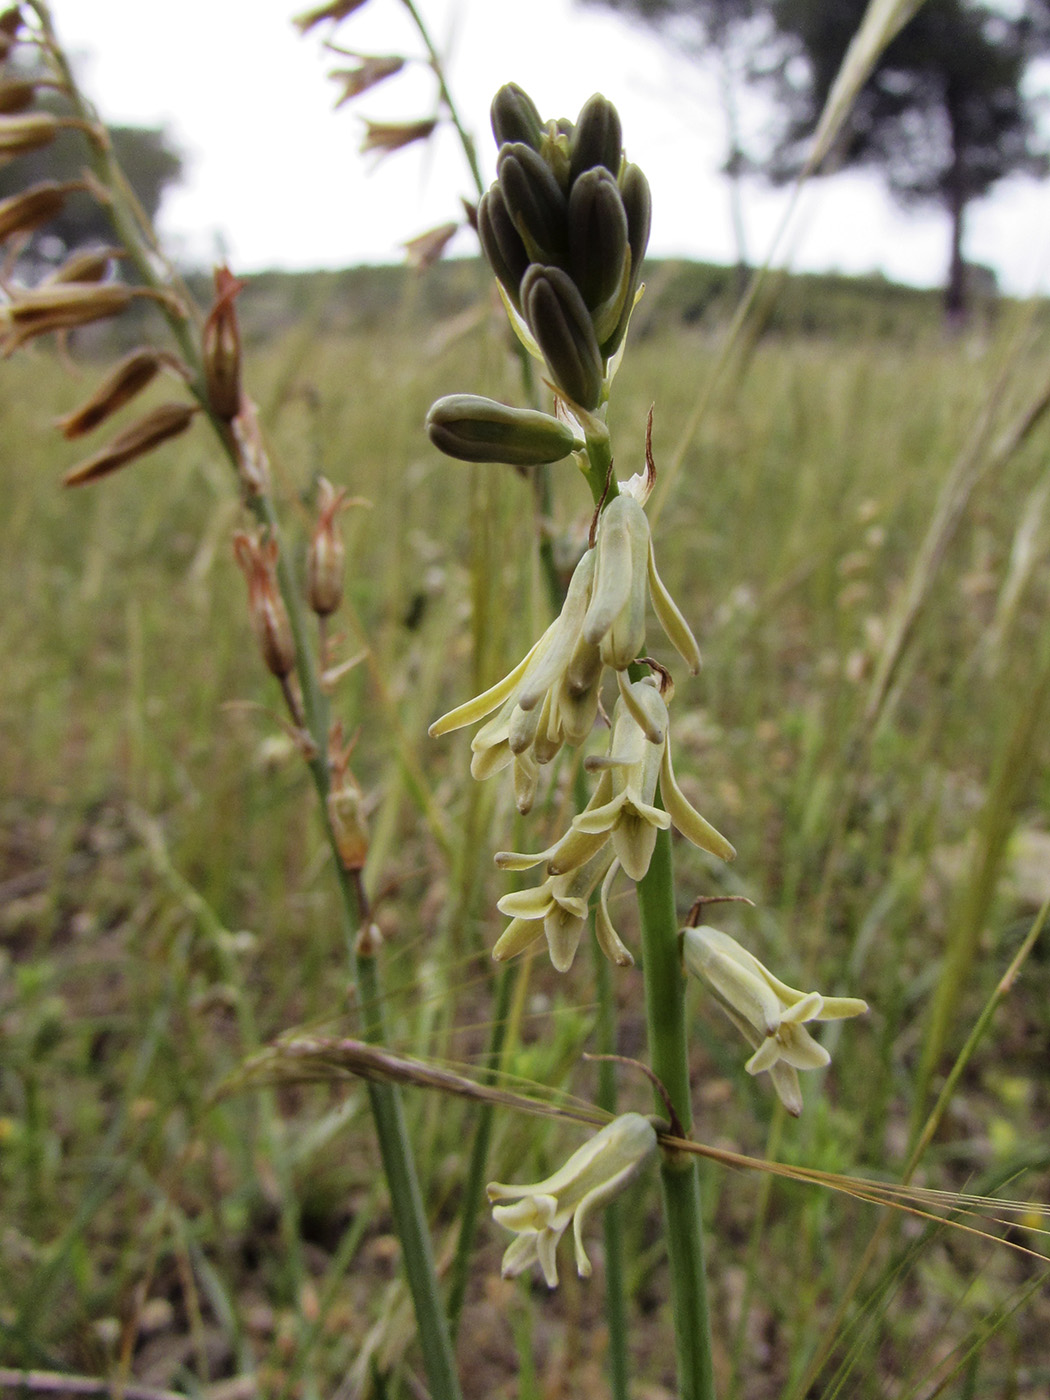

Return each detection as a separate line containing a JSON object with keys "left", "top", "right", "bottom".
{"left": 488, "top": 1112, "right": 658, "bottom": 1287}
{"left": 683, "top": 926, "right": 868, "bottom": 1116}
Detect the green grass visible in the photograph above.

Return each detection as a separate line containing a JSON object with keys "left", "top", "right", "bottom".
{"left": 2, "top": 282, "right": 1050, "bottom": 1398}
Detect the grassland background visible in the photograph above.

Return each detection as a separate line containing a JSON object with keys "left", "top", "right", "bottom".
{"left": 2, "top": 260, "right": 1050, "bottom": 1398}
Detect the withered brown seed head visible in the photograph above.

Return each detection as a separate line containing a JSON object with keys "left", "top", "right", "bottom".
{"left": 202, "top": 265, "right": 244, "bottom": 422}
{"left": 63, "top": 402, "right": 200, "bottom": 487}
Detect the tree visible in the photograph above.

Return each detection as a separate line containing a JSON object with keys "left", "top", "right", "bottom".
{"left": 0, "top": 123, "right": 183, "bottom": 269}
{"left": 582, "top": 0, "right": 1050, "bottom": 319}
{"left": 768, "top": 0, "right": 1049, "bottom": 319}
{"left": 580, "top": 0, "right": 771, "bottom": 276}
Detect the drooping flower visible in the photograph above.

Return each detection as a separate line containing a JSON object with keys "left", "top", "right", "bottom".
{"left": 492, "top": 845, "right": 616, "bottom": 972}
{"left": 682, "top": 925, "right": 868, "bottom": 1116}
{"left": 429, "top": 548, "right": 604, "bottom": 807}
{"left": 583, "top": 489, "right": 701, "bottom": 674}
{"left": 488, "top": 1113, "right": 658, "bottom": 1287}
{"left": 496, "top": 674, "right": 735, "bottom": 886}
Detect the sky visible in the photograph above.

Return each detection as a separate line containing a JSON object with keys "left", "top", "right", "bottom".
{"left": 49, "top": 0, "right": 1050, "bottom": 295}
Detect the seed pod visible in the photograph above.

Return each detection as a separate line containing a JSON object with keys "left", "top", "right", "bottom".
{"left": 601, "top": 162, "right": 652, "bottom": 358}
{"left": 57, "top": 348, "right": 168, "bottom": 439}
{"left": 497, "top": 141, "right": 568, "bottom": 266}
{"left": 490, "top": 83, "right": 544, "bottom": 152}
{"left": 567, "top": 167, "right": 628, "bottom": 312}
{"left": 426, "top": 393, "right": 578, "bottom": 466}
{"left": 232, "top": 531, "right": 297, "bottom": 680}
{"left": 569, "top": 93, "right": 622, "bottom": 184}
{"left": 43, "top": 246, "right": 123, "bottom": 285}
{"left": 0, "top": 80, "right": 34, "bottom": 115}
{"left": 63, "top": 402, "right": 199, "bottom": 488}
{"left": 360, "top": 118, "right": 436, "bottom": 157}
{"left": 478, "top": 184, "right": 530, "bottom": 308}
{"left": 521, "top": 265, "right": 604, "bottom": 410}
{"left": 202, "top": 265, "right": 244, "bottom": 422}
{"left": 294, "top": 0, "right": 370, "bottom": 33}
{"left": 0, "top": 181, "right": 68, "bottom": 242}
{"left": 327, "top": 779, "right": 369, "bottom": 870}
{"left": 306, "top": 476, "right": 348, "bottom": 617}
{"left": 0, "top": 112, "right": 60, "bottom": 157}
{"left": 402, "top": 220, "right": 458, "bottom": 271}
{"left": 331, "top": 54, "right": 404, "bottom": 106}
{"left": 0, "top": 8, "right": 18, "bottom": 60}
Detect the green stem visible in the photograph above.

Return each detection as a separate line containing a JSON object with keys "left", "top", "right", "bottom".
{"left": 594, "top": 938, "right": 631, "bottom": 1400}
{"left": 35, "top": 11, "right": 464, "bottom": 1393}
{"left": 446, "top": 963, "right": 516, "bottom": 1334}
{"left": 636, "top": 820, "right": 717, "bottom": 1400}
{"left": 399, "top": 0, "right": 484, "bottom": 198}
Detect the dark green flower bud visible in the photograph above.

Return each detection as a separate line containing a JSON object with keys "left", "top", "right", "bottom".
{"left": 521, "top": 265, "right": 604, "bottom": 410}
{"left": 490, "top": 83, "right": 544, "bottom": 152}
{"left": 497, "top": 142, "right": 568, "bottom": 266}
{"left": 568, "top": 167, "right": 628, "bottom": 313}
{"left": 601, "top": 162, "right": 652, "bottom": 358}
{"left": 570, "top": 94, "right": 622, "bottom": 184}
{"left": 426, "top": 394, "right": 579, "bottom": 466}
{"left": 478, "top": 185, "right": 530, "bottom": 309}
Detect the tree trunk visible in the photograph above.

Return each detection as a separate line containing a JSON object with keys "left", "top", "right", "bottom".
{"left": 944, "top": 119, "right": 968, "bottom": 327}
{"left": 945, "top": 187, "right": 967, "bottom": 326}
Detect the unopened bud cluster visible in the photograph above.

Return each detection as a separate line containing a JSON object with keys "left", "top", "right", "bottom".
{"left": 480, "top": 84, "right": 651, "bottom": 411}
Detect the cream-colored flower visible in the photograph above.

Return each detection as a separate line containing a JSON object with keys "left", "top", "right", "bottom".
{"left": 488, "top": 1113, "right": 658, "bottom": 1287}
{"left": 683, "top": 925, "right": 868, "bottom": 1116}
{"left": 573, "top": 674, "right": 669, "bottom": 880}
{"left": 493, "top": 846, "right": 615, "bottom": 972}
{"left": 429, "top": 549, "right": 604, "bottom": 808}
{"left": 429, "top": 487, "right": 703, "bottom": 803}
{"left": 504, "top": 675, "right": 734, "bottom": 883}
{"left": 582, "top": 492, "right": 701, "bottom": 674}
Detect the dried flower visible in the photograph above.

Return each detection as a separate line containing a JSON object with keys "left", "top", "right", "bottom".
{"left": 233, "top": 531, "right": 297, "bottom": 680}
{"left": 57, "top": 348, "right": 182, "bottom": 439}
{"left": 202, "top": 265, "right": 244, "bottom": 422}
{"left": 360, "top": 118, "right": 436, "bottom": 159}
{"left": 306, "top": 476, "right": 349, "bottom": 617}
{"left": 0, "top": 283, "right": 182, "bottom": 356}
{"left": 294, "top": 0, "right": 370, "bottom": 32}
{"left": 42, "top": 246, "right": 124, "bottom": 286}
{"left": 0, "top": 181, "right": 69, "bottom": 242}
{"left": 331, "top": 55, "right": 404, "bottom": 106}
{"left": 62, "top": 402, "right": 199, "bottom": 487}
{"left": 402, "top": 220, "right": 459, "bottom": 271}
{"left": 488, "top": 1113, "right": 657, "bottom": 1287}
{"left": 683, "top": 926, "right": 868, "bottom": 1116}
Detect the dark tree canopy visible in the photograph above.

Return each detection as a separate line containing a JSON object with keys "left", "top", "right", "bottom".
{"left": 582, "top": 0, "right": 1050, "bottom": 318}
{"left": 769, "top": 0, "right": 1049, "bottom": 314}
{"left": 0, "top": 123, "right": 183, "bottom": 267}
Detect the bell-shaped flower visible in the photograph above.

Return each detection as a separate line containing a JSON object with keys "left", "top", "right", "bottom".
{"left": 581, "top": 492, "right": 701, "bottom": 674}
{"left": 507, "top": 675, "right": 734, "bottom": 882}
{"left": 682, "top": 925, "right": 868, "bottom": 1116}
{"left": 493, "top": 839, "right": 634, "bottom": 970}
{"left": 429, "top": 549, "right": 604, "bottom": 807}
{"left": 492, "top": 845, "right": 615, "bottom": 971}
{"left": 488, "top": 1112, "right": 658, "bottom": 1288}
{"left": 495, "top": 675, "right": 734, "bottom": 885}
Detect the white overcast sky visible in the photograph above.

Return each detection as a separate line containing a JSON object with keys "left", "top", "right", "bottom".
{"left": 50, "top": 0, "right": 1050, "bottom": 294}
